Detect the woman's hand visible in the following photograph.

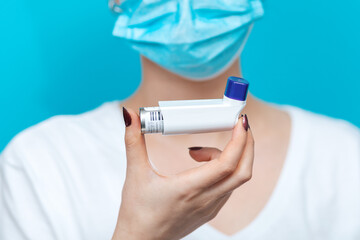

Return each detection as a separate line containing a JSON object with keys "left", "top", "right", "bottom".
{"left": 112, "top": 107, "right": 254, "bottom": 240}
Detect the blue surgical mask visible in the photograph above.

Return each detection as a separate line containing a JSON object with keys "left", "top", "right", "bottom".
{"left": 112, "top": 0, "right": 264, "bottom": 81}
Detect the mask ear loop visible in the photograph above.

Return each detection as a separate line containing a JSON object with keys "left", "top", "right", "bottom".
{"left": 108, "top": 0, "right": 123, "bottom": 14}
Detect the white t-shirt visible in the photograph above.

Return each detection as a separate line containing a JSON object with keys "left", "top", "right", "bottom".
{"left": 1, "top": 101, "right": 359, "bottom": 240}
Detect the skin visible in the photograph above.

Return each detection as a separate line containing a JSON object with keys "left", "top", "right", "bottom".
{"left": 112, "top": 56, "right": 291, "bottom": 238}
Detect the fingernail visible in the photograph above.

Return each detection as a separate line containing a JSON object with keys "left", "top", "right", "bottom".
{"left": 122, "top": 107, "right": 132, "bottom": 127}
{"left": 239, "top": 114, "right": 244, "bottom": 119}
{"left": 188, "top": 147, "right": 203, "bottom": 150}
{"left": 243, "top": 114, "right": 249, "bottom": 131}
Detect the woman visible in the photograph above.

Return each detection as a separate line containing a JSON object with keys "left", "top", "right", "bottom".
{"left": 1, "top": 0, "right": 359, "bottom": 239}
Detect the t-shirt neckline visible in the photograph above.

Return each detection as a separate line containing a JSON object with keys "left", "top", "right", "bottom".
{"left": 194, "top": 105, "right": 308, "bottom": 239}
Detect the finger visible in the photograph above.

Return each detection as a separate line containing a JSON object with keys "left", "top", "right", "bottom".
{"left": 177, "top": 115, "right": 248, "bottom": 190}
{"left": 188, "top": 147, "right": 222, "bottom": 162}
{"left": 206, "top": 126, "right": 255, "bottom": 198}
{"left": 219, "top": 114, "right": 250, "bottom": 167}
{"left": 122, "top": 106, "right": 151, "bottom": 174}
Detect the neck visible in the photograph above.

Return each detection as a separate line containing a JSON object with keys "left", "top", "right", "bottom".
{"left": 125, "top": 55, "right": 258, "bottom": 111}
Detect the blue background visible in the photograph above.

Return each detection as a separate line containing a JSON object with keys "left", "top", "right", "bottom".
{"left": 1, "top": 0, "right": 359, "bottom": 151}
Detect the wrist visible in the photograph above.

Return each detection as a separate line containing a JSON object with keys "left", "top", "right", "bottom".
{"left": 112, "top": 218, "right": 158, "bottom": 240}
{"left": 112, "top": 229, "right": 142, "bottom": 240}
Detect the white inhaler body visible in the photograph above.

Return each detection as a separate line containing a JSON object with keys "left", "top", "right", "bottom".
{"left": 140, "top": 76, "right": 249, "bottom": 135}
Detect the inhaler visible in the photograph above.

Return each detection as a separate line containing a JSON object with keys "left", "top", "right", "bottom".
{"left": 139, "top": 76, "right": 249, "bottom": 135}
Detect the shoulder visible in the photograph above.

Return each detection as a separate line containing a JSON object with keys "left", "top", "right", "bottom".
{"left": 284, "top": 105, "right": 359, "bottom": 172}
{"left": 291, "top": 105, "right": 359, "bottom": 176}
{"left": 0, "top": 101, "right": 125, "bottom": 239}
{"left": 286, "top": 105, "right": 359, "bottom": 156}
{"left": 0, "top": 101, "right": 125, "bottom": 166}
{"left": 281, "top": 106, "right": 360, "bottom": 231}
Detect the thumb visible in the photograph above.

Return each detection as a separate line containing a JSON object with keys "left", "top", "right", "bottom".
{"left": 188, "top": 147, "right": 222, "bottom": 162}
{"left": 122, "top": 106, "right": 151, "bottom": 173}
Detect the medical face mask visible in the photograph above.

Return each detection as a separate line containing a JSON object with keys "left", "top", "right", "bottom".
{"left": 112, "top": 0, "right": 264, "bottom": 81}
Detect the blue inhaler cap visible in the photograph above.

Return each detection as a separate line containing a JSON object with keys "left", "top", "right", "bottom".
{"left": 224, "top": 76, "right": 249, "bottom": 101}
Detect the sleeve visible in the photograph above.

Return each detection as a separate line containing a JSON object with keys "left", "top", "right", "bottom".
{"left": 340, "top": 122, "right": 360, "bottom": 235}
{"left": 325, "top": 120, "right": 360, "bottom": 236}
{"left": 0, "top": 132, "right": 58, "bottom": 240}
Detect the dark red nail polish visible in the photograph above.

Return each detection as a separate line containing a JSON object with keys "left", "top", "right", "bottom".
{"left": 243, "top": 114, "right": 249, "bottom": 131}
{"left": 188, "top": 147, "right": 203, "bottom": 150}
{"left": 122, "top": 107, "right": 132, "bottom": 127}
{"left": 239, "top": 114, "right": 244, "bottom": 119}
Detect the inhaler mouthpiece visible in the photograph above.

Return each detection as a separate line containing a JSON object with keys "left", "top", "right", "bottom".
{"left": 140, "top": 76, "right": 249, "bottom": 135}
